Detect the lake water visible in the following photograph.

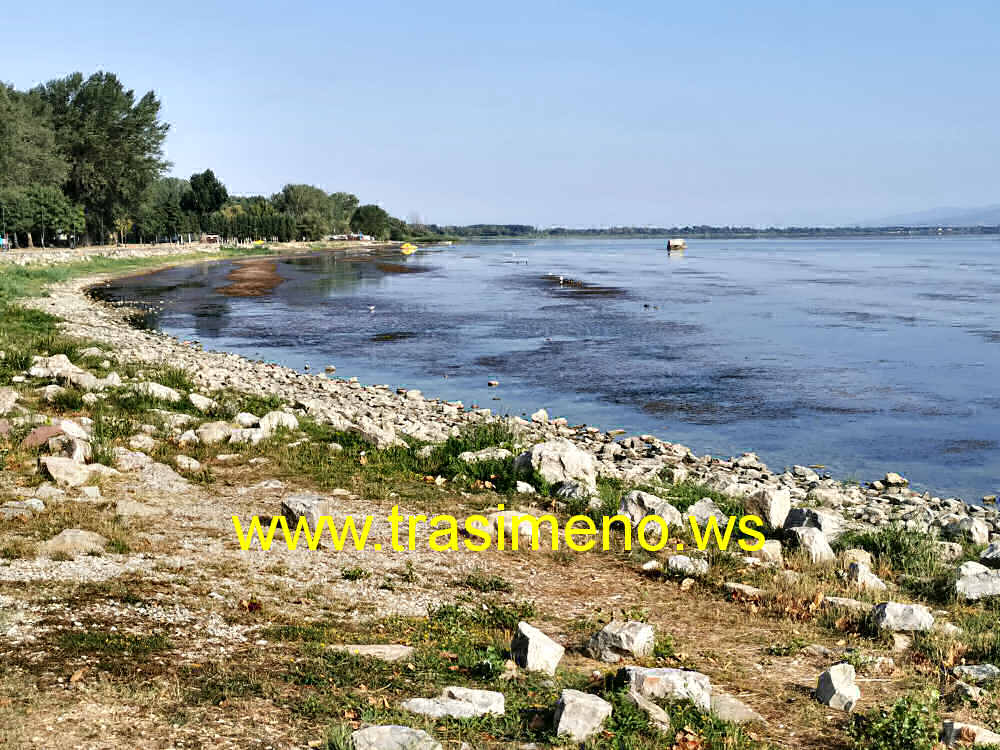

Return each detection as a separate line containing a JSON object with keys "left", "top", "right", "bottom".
{"left": 92, "top": 237, "right": 1000, "bottom": 502}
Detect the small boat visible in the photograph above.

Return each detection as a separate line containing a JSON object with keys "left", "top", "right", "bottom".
{"left": 400, "top": 243, "right": 417, "bottom": 255}
{"left": 666, "top": 238, "right": 687, "bottom": 253}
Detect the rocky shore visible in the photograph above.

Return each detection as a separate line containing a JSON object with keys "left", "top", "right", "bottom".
{"left": 3, "top": 243, "right": 1000, "bottom": 749}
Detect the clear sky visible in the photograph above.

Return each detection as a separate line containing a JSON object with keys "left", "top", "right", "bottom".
{"left": 3, "top": 1, "right": 997, "bottom": 227}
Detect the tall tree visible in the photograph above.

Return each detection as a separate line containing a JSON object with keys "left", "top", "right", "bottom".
{"left": 182, "top": 169, "right": 228, "bottom": 215}
{"left": 0, "top": 84, "right": 68, "bottom": 190}
{"left": 350, "top": 204, "right": 392, "bottom": 239}
{"left": 329, "top": 192, "right": 359, "bottom": 233}
{"left": 33, "top": 72, "right": 169, "bottom": 242}
{"left": 272, "top": 184, "right": 333, "bottom": 240}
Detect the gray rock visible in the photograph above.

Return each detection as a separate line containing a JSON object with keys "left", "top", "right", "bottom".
{"left": 235, "top": 412, "right": 259, "bottom": 427}
{"left": 175, "top": 455, "right": 201, "bottom": 472}
{"left": 40, "top": 529, "right": 107, "bottom": 558}
{"left": 511, "top": 622, "right": 564, "bottom": 675}
{"left": 711, "top": 693, "right": 765, "bottom": 724}
{"left": 458, "top": 447, "right": 512, "bottom": 464}
{"left": 784, "top": 507, "right": 842, "bottom": 538}
{"left": 940, "top": 720, "right": 1000, "bottom": 747}
{"left": 957, "top": 570, "right": 1000, "bottom": 601}
{"left": 750, "top": 539, "right": 784, "bottom": 565}
{"left": 788, "top": 526, "right": 836, "bottom": 564}
{"left": 515, "top": 481, "right": 536, "bottom": 494}
{"left": 196, "top": 421, "right": 232, "bottom": 444}
{"left": 668, "top": 555, "right": 709, "bottom": 576}
{"left": 440, "top": 686, "right": 505, "bottom": 715}
{"left": 686, "top": 498, "right": 729, "bottom": 527}
{"left": 625, "top": 689, "right": 672, "bottom": 733}
{"left": 871, "top": 602, "right": 934, "bottom": 632}
{"left": 351, "top": 725, "right": 442, "bottom": 750}
{"left": 282, "top": 492, "right": 332, "bottom": 528}
{"left": 848, "top": 562, "right": 887, "bottom": 592}
{"left": 816, "top": 663, "right": 860, "bottom": 711}
{"left": 188, "top": 393, "right": 218, "bottom": 412}
{"left": 586, "top": 620, "right": 655, "bottom": 663}
{"left": 113, "top": 447, "right": 153, "bottom": 471}
{"left": 619, "top": 490, "right": 683, "bottom": 538}
{"left": 136, "top": 381, "right": 182, "bottom": 403}
{"left": 980, "top": 544, "right": 1000, "bottom": 568}
{"left": 620, "top": 666, "right": 712, "bottom": 710}
{"left": 40, "top": 456, "right": 92, "bottom": 487}
{"left": 953, "top": 664, "right": 1000, "bottom": 685}
{"left": 946, "top": 516, "right": 990, "bottom": 545}
{"left": 513, "top": 439, "right": 597, "bottom": 492}
{"left": 554, "top": 689, "right": 613, "bottom": 742}
{"left": 327, "top": 644, "right": 414, "bottom": 662}
{"left": 0, "top": 387, "right": 18, "bottom": 415}
{"left": 259, "top": 410, "right": 299, "bottom": 435}
{"left": 746, "top": 486, "right": 791, "bottom": 529}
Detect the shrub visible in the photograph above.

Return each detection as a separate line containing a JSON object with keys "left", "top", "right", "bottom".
{"left": 847, "top": 692, "right": 939, "bottom": 750}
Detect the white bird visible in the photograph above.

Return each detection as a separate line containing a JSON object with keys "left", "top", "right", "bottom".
{"left": 368, "top": 306, "right": 375, "bottom": 313}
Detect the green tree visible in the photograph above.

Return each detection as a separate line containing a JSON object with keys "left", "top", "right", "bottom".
{"left": 0, "top": 84, "right": 68, "bottom": 191}
{"left": 33, "top": 72, "right": 169, "bottom": 243}
{"left": 329, "top": 192, "right": 359, "bottom": 233}
{"left": 350, "top": 204, "right": 392, "bottom": 239}
{"left": 272, "top": 184, "right": 332, "bottom": 240}
{"left": 182, "top": 169, "right": 228, "bottom": 215}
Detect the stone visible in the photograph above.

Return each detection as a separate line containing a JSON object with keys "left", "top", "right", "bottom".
{"left": 80, "top": 486, "right": 101, "bottom": 500}
{"left": 883, "top": 472, "right": 908, "bottom": 486}
{"left": 871, "top": 602, "right": 934, "bottom": 632}
{"left": 235, "top": 412, "right": 260, "bottom": 427}
{"left": 980, "top": 544, "right": 1000, "bottom": 568}
{"left": 196, "top": 421, "right": 232, "bottom": 444}
{"left": 946, "top": 517, "right": 990, "bottom": 545}
{"left": 750, "top": 539, "right": 784, "bottom": 565}
{"left": 229, "top": 427, "right": 265, "bottom": 445}
{"left": 746, "top": 486, "right": 791, "bottom": 529}
{"left": 281, "top": 492, "right": 332, "bottom": 528}
{"left": 0, "top": 418, "right": 10, "bottom": 438}
{"left": 129, "top": 434, "right": 157, "bottom": 452}
{"left": 511, "top": 622, "right": 564, "bottom": 675}
{"left": 351, "top": 725, "right": 442, "bottom": 750}
{"left": 39, "top": 529, "right": 107, "bottom": 558}
{"left": 725, "top": 582, "right": 765, "bottom": 597}
{"left": 21, "top": 424, "right": 64, "bottom": 449}
{"left": 952, "top": 681, "right": 984, "bottom": 702}
{"left": 188, "top": 393, "right": 218, "bottom": 412}
{"left": 586, "top": 620, "right": 655, "bottom": 663}
{"left": 113, "top": 447, "right": 153, "bottom": 471}
{"left": 402, "top": 688, "right": 503, "bottom": 719}
{"left": 937, "top": 541, "right": 964, "bottom": 561}
{"left": 350, "top": 417, "right": 401, "bottom": 448}
{"left": 0, "top": 387, "right": 18, "bottom": 415}
{"left": 530, "top": 408, "right": 549, "bottom": 423}
{"left": 953, "top": 664, "right": 1000, "bottom": 685}
{"left": 515, "top": 481, "right": 536, "bottom": 494}
{"left": 619, "top": 490, "right": 683, "bottom": 538}
{"left": 822, "top": 596, "right": 873, "bottom": 615}
{"left": 138, "top": 462, "right": 189, "bottom": 493}
{"left": 328, "top": 644, "right": 414, "bottom": 662}
{"left": 784, "top": 507, "right": 842, "bottom": 538}
{"left": 711, "top": 693, "right": 765, "bottom": 724}
{"left": 136, "top": 382, "right": 182, "bottom": 403}
{"left": 848, "top": 562, "right": 887, "bottom": 592}
{"left": 40, "top": 456, "right": 92, "bottom": 487}
{"left": 178, "top": 430, "right": 200, "bottom": 446}
{"left": 1, "top": 502, "right": 33, "bottom": 521}
{"left": 554, "top": 689, "right": 613, "bottom": 742}
{"left": 175, "top": 455, "right": 201, "bottom": 472}
{"left": 842, "top": 549, "right": 874, "bottom": 568}
{"left": 115, "top": 499, "right": 161, "bottom": 518}
{"left": 686, "top": 498, "right": 729, "bottom": 527}
{"left": 458, "top": 447, "right": 512, "bottom": 464}
{"left": 941, "top": 720, "right": 1000, "bottom": 747}
{"left": 788, "top": 526, "right": 836, "bottom": 564}
{"left": 34, "top": 483, "right": 65, "bottom": 501}
{"left": 957, "top": 569, "right": 1000, "bottom": 601}
{"left": 625, "top": 689, "right": 672, "bottom": 733}
{"left": 513, "top": 439, "right": 597, "bottom": 492}
{"left": 668, "top": 555, "right": 709, "bottom": 576}
{"left": 816, "top": 663, "right": 860, "bottom": 712}
{"left": 620, "top": 666, "right": 712, "bottom": 710}
{"left": 259, "top": 410, "right": 299, "bottom": 435}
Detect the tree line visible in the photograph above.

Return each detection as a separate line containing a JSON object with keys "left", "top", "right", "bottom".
{"left": 0, "top": 71, "right": 411, "bottom": 247}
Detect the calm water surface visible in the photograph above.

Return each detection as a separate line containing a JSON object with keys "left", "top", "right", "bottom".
{"left": 93, "top": 237, "right": 1000, "bottom": 502}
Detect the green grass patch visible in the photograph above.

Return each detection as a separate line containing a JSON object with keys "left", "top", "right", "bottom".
{"left": 58, "top": 630, "right": 171, "bottom": 655}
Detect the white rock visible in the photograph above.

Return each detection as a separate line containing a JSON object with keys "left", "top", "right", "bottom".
{"left": 619, "top": 490, "right": 682, "bottom": 539}
{"left": 235, "top": 412, "right": 260, "bottom": 427}
{"left": 513, "top": 439, "right": 597, "bottom": 492}
{"left": 953, "top": 664, "right": 1000, "bottom": 685}
{"left": 941, "top": 720, "right": 1000, "bottom": 747}
{"left": 196, "top": 421, "right": 232, "bottom": 444}
{"left": 554, "top": 689, "right": 613, "bottom": 742}
{"left": 871, "top": 602, "right": 934, "bottom": 632}
{"left": 40, "top": 456, "right": 93, "bottom": 487}
{"left": 328, "top": 644, "right": 414, "bottom": 662}
{"left": 188, "top": 393, "right": 218, "bottom": 412}
{"left": 620, "top": 666, "right": 712, "bottom": 710}
{"left": 668, "top": 555, "right": 709, "bottom": 576}
{"left": 788, "top": 526, "right": 835, "bottom": 564}
{"left": 136, "top": 382, "right": 182, "bottom": 403}
{"left": 175, "top": 455, "right": 201, "bottom": 472}
{"left": 458, "top": 447, "right": 512, "bottom": 464}
{"left": 848, "top": 562, "right": 887, "bottom": 592}
{"left": 816, "top": 663, "right": 860, "bottom": 711}
{"left": 259, "top": 410, "right": 298, "bottom": 435}
{"left": 281, "top": 492, "right": 332, "bottom": 528}
{"left": 711, "top": 693, "right": 765, "bottom": 724}
{"left": 40, "top": 529, "right": 107, "bottom": 558}
{"left": 351, "top": 725, "right": 442, "bottom": 750}
{"left": 511, "top": 622, "right": 564, "bottom": 675}
{"left": 746, "top": 486, "right": 791, "bottom": 529}
{"left": 586, "top": 620, "right": 655, "bottom": 663}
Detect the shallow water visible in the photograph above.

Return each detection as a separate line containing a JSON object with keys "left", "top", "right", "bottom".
{"left": 93, "top": 237, "right": 1000, "bottom": 502}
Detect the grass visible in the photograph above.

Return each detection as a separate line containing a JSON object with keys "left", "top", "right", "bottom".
{"left": 57, "top": 630, "right": 172, "bottom": 656}
{"left": 461, "top": 572, "right": 513, "bottom": 593}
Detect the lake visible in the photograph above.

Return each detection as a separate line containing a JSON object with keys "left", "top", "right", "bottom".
{"left": 92, "top": 237, "right": 1000, "bottom": 503}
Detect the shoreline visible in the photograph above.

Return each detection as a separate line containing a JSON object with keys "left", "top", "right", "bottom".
{"left": 10, "top": 241, "right": 997, "bottom": 537}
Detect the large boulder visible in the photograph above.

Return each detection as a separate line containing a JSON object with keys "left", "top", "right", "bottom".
{"left": 554, "top": 689, "right": 613, "bottom": 742}
{"left": 746, "top": 487, "right": 791, "bottom": 529}
{"left": 136, "top": 382, "right": 182, "bottom": 403}
{"left": 816, "top": 663, "right": 860, "bottom": 712}
{"left": 619, "top": 666, "right": 711, "bottom": 710}
{"left": 957, "top": 569, "right": 1000, "bottom": 601}
{"left": 945, "top": 517, "right": 990, "bottom": 546}
{"left": 259, "top": 410, "right": 299, "bottom": 435}
{"left": 282, "top": 492, "right": 333, "bottom": 528}
{"left": 788, "top": 526, "right": 836, "bottom": 564}
{"left": 196, "top": 421, "right": 233, "bottom": 445}
{"left": 784, "top": 507, "right": 842, "bottom": 538}
{"left": 953, "top": 664, "right": 1000, "bottom": 685}
{"left": 514, "top": 439, "right": 597, "bottom": 492}
{"left": 586, "top": 620, "right": 655, "bottom": 663}
{"left": 511, "top": 622, "right": 564, "bottom": 675}
{"left": 871, "top": 602, "right": 934, "bottom": 632}
{"left": 40, "top": 456, "right": 93, "bottom": 487}
{"left": 401, "top": 687, "right": 504, "bottom": 719}
{"left": 619, "top": 491, "right": 683, "bottom": 537}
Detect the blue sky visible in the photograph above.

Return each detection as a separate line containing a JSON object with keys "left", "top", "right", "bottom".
{"left": 4, "top": 1, "right": 997, "bottom": 226}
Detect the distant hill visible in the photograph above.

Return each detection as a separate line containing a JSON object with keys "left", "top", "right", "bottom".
{"left": 862, "top": 205, "right": 1000, "bottom": 227}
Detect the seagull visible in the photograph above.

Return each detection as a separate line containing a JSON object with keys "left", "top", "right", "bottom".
{"left": 368, "top": 306, "right": 376, "bottom": 313}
